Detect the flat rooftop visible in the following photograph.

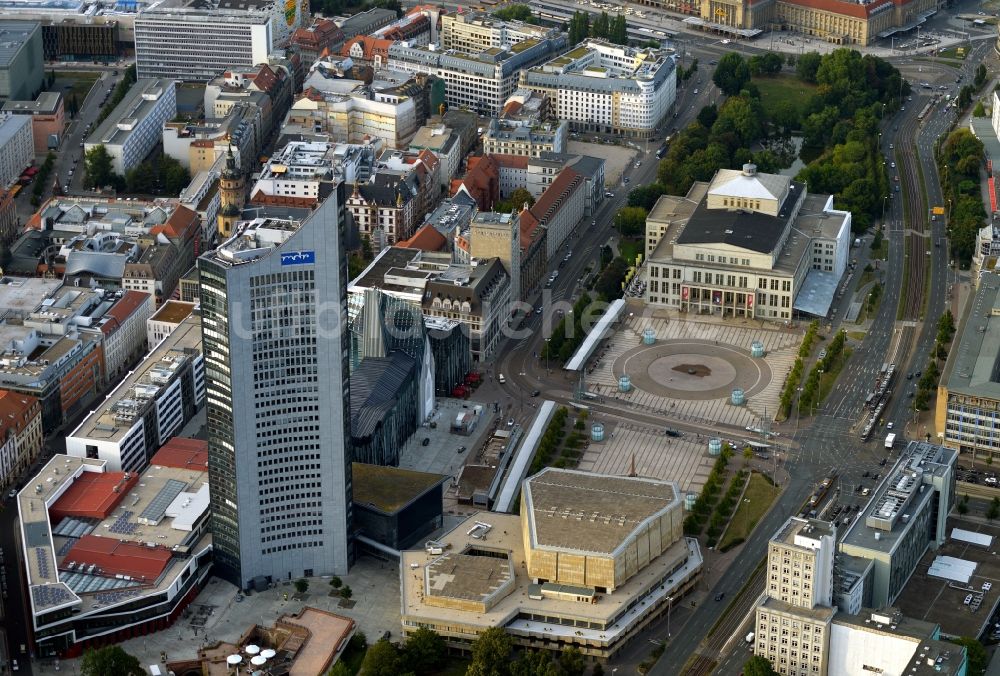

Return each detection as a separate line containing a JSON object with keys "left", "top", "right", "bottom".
{"left": 401, "top": 513, "right": 702, "bottom": 645}
{"left": 773, "top": 516, "right": 835, "bottom": 547}
{"left": 0, "top": 276, "right": 62, "bottom": 318}
{"left": 0, "top": 21, "right": 38, "bottom": 68}
{"left": 894, "top": 517, "right": 1000, "bottom": 639}
{"left": 523, "top": 468, "right": 679, "bottom": 556}
{"left": 840, "top": 441, "right": 956, "bottom": 555}
{"left": 149, "top": 300, "right": 196, "bottom": 326}
{"left": 352, "top": 462, "right": 446, "bottom": 514}
{"left": 943, "top": 272, "right": 1000, "bottom": 400}
{"left": 86, "top": 79, "right": 173, "bottom": 150}
{"left": 18, "top": 453, "right": 210, "bottom": 615}
{"left": 69, "top": 314, "right": 202, "bottom": 444}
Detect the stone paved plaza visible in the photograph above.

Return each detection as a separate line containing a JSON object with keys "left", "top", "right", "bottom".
{"left": 586, "top": 314, "right": 801, "bottom": 428}
{"left": 576, "top": 314, "right": 803, "bottom": 494}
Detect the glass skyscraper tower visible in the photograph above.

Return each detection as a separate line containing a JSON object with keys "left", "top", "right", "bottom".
{"left": 198, "top": 195, "right": 352, "bottom": 589}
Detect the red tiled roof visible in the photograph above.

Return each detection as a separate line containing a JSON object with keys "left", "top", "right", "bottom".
{"left": 49, "top": 471, "right": 138, "bottom": 521}
{"left": 0, "top": 390, "right": 37, "bottom": 437}
{"left": 150, "top": 438, "right": 209, "bottom": 471}
{"left": 530, "top": 167, "right": 583, "bottom": 225}
{"left": 64, "top": 534, "right": 172, "bottom": 582}
{"left": 416, "top": 148, "right": 440, "bottom": 173}
{"left": 451, "top": 155, "right": 499, "bottom": 211}
{"left": 248, "top": 64, "right": 280, "bottom": 96}
{"left": 501, "top": 101, "right": 523, "bottom": 118}
{"left": 399, "top": 224, "right": 447, "bottom": 251}
{"left": 152, "top": 205, "right": 199, "bottom": 241}
{"left": 340, "top": 36, "right": 393, "bottom": 61}
{"left": 101, "top": 291, "right": 151, "bottom": 336}
{"left": 519, "top": 208, "right": 540, "bottom": 250}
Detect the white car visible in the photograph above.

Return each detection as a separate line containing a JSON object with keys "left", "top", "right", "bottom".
{"left": 722, "top": 39, "right": 731, "bottom": 44}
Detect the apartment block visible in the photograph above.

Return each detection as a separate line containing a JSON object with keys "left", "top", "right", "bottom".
{"left": 85, "top": 79, "right": 177, "bottom": 176}
{"left": 146, "top": 300, "right": 196, "bottom": 347}
{"left": 388, "top": 35, "right": 567, "bottom": 117}
{"left": 0, "top": 114, "right": 33, "bottom": 190}
{"left": 65, "top": 313, "right": 204, "bottom": 473}
{"left": 97, "top": 290, "right": 156, "bottom": 384}
{"left": 2, "top": 92, "right": 65, "bottom": 153}
{"left": 440, "top": 12, "right": 558, "bottom": 52}
{"left": 520, "top": 39, "right": 676, "bottom": 138}
{"left": 285, "top": 59, "right": 421, "bottom": 148}
{"left": 0, "top": 390, "right": 41, "bottom": 490}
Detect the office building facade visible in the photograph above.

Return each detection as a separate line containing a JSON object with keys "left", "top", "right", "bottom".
{"left": 199, "top": 196, "right": 352, "bottom": 589}
{"left": 84, "top": 79, "right": 177, "bottom": 176}
{"left": 0, "top": 21, "right": 44, "bottom": 102}
{"left": 135, "top": 4, "right": 273, "bottom": 82}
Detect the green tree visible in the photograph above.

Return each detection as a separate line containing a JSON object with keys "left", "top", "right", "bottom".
{"left": 614, "top": 206, "right": 647, "bottom": 238}
{"left": 361, "top": 640, "right": 408, "bottom": 676}
{"left": 330, "top": 575, "right": 343, "bottom": 589}
{"left": 957, "top": 494, "right": 969, "bottom": 515}
{"left": 558, "top": 647, "right": 586, "bottom": 676}
{"left": 81, "top": 646, "right": 145, "bottom": 676}
{"left": 973, "top": 100, "right": 987, "bottom": 117}
{"left": 628, "top": 183, "right": 666, "bottom": 210}
{"left": 696, "top": 103, "right": 718, "bottom": 129}
{"left": 989, "top": 497, "right": 1000, "bottom": 521}
{"left": 592, "top": 664, "right": 605, "bottom": 676}
{"left": 795, "top": 51, "right": 822, "bottom": 83}
{"left": 712, "top": 53, "right": 751, "bottom": 96}
{"left": 341, "top": 584, "right": 353, "bottom": 599}
{"left": 371, "top": 0, "right": 402, "bottom": 16}
{"left": 495, "top": 187, "right": 535, "bottom": 213}
{"left": 591, "top": 11, "right": 609, "bottom": 38}
{"left": 568, "top": 11, "right": 590, "bottom": 45}
{"left": 84, "top": 144, "right": 118, "bottom": 190}
{"left": 975, "top": 63, "right": 988, "bottom": 90}
{"left": 492, "top": 3, "right": 534, "bottom": 22}
{"left": 609, "top": 14, "right": 628, "bottom": 45}
{"left": 952, "top": 636, "right": 987, "bottom": 676}
{"left": 743, "top": 654, "right": 779, "bottom": 676}
{"left": 161, "top": 156, "right": 191, "bottom": 195}
{"left": 403, "top": 627, "right": 446, "bottom": 675}
{"left": 466, "top": 627, "right": 512, "bottom": 676}
{"left": 294, "top": 578, "right": 309, "bottom": 594}
{"left": 510, "top": 651, "right": 558, "bottom": 676}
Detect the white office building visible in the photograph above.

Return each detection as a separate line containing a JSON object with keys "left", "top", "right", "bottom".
{"left": 65, "top": 314, "right": 205, "bottom": 473}
{"left": 0, "top": 114, "right": 33, "bottom": 189}
{"left": 519, "top": 39, "right": 676, "bottom": 138}
{"left": 388, "top": 35, "right": 566, "bottom": 116}
{"left": 84, "top": 79, "right": 177, "bottom": 176}
{"left": 135, "top": 1, "right": 273, "bottom": 82}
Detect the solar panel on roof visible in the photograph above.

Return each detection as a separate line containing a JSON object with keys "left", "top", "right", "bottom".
{"left": 138, "top": 479, "right": 187, "bottom": 526}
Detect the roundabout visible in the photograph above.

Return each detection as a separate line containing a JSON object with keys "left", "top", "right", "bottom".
{"left": 614, "top": 340, "right": 772, "bottom": 401}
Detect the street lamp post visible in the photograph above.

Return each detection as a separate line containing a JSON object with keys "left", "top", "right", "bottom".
{"left": 667, "top": 595, "right": 675, "bottom": 638}
{"left": 545, "top": 338, "right": 551, "bottom": 375}
{"left": 743, "top": 497, "right": 750, "bottom": 534}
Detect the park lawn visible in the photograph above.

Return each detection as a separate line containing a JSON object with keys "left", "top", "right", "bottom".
{"left": 718, "top": 472, "right": 780, "bottom": 550}
{"left": 936, "top": 46, "right": 969, "bottom": 60}
{"left": 618, "top": 237, "right": 643, "bottom": 265}
{"left": 55, "top": 71, "right": 100, "bottom": 103}
{"left": 870, "top": 237, "right": 888, "bottom": 261}
{"left": 753, "top": 74, "right": 817, "bottom": 120}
